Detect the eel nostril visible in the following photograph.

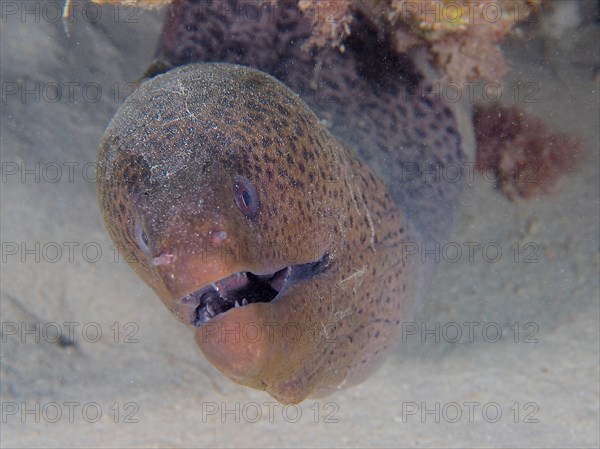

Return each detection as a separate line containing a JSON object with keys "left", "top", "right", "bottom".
{"left": 151, "top": 253, "right": 175, "bottom": 266}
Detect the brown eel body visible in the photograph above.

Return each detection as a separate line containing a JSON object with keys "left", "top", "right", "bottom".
{"left": 96, "top": 0, "right": 467, "bottom": 404}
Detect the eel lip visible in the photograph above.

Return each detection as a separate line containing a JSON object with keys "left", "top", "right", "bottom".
{"left": 178, "top": 253, "right": 330, "bottom": 327}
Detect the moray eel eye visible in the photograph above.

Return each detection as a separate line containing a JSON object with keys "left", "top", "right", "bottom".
{"left": 233, "top": 175, "right": 259, "bottom": 216}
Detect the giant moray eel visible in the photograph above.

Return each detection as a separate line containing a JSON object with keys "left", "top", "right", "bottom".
{"left": 97, "top": 0, "right": 469, "bottom": 404}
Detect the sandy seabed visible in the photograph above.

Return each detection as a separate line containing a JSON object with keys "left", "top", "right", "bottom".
{"left": 1, "top": 1, "right": 598, "bottom": 447}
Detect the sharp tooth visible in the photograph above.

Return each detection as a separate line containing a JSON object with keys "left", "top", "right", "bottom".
{"left": 211, "top": 283, "right": 219, "bottom": 292}
{"left": 206, "top": 303, "right": 216, "bottom": 317}
{"left": 242, "top": 298, "right": 248, "bottom": 306}
{"left": 195, "top": 308, "right": 211, "bottom": 325}
{"left": 234, "top": 300, "right": 240, "bottom": 308}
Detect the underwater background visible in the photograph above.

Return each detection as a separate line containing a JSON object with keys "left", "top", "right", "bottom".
{"left": 1, "top": 0, "right": 598, "bottom": 447}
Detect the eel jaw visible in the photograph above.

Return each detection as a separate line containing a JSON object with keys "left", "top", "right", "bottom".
{"left": 178, "top": 253, "right": 331, "bottom": 327}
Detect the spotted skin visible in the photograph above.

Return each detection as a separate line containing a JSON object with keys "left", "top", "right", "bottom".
{"left": 157, "top": 0, "right": 465, "bottom": 245}
{"left": 97, "top": 1, "right": 467, "bottom": 403}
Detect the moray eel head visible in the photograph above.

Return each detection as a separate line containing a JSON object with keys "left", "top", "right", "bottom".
{"left": 97, "top": 64, "right": 366, "bottom": 403}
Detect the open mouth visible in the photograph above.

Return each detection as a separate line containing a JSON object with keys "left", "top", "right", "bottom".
{"left": 180, "top": 253, "right": 330, "bottom": 327}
